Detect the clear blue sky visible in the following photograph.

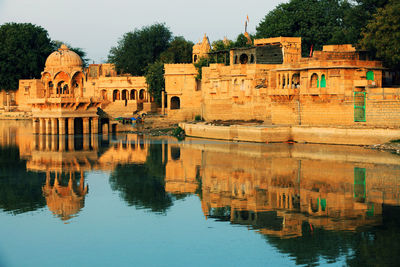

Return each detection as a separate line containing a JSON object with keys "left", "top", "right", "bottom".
{"left": 0, "top": 0, "right": 287, "bottom": 63}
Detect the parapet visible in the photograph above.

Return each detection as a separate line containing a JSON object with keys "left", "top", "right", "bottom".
{"left": 254, "top": 37, "right": 301, "bottom": 47}
{"left": 164, "top": 63, "right": 197, "bottom": 75}
{"left": 323, "top": 44, "right": 356, "bottom": 52}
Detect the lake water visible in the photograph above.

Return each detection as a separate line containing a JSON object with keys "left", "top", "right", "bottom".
{"left": 0, "top": 120, "right": 400, "bottom": 267}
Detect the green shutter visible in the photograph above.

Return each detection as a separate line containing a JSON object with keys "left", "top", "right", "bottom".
{"left": 320, "top": 75, "right": 326, "bottom": 88}
{"left": 366, "top": 71, "right": 374, "bottom": 81}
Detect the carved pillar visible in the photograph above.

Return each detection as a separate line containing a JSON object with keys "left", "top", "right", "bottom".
{"left": 45, "top": 118, "right": 51, "bottom": 135}
{"left": 83, "top": 117, "right": 90, "bottom": 134}
{"left": 39, "top": 118, "right": 45, "bottom": 135}
{"left": 91, "top": 117, "right": 99, "bottom": 134}
{"left": 68, "top": 118, "right": 74, "bottom": 135}
{"left": 51, "top": 118, "right": 58, "bottom": 135}
{"left": 59, "top": 118, "right": 66, "bottom": 135}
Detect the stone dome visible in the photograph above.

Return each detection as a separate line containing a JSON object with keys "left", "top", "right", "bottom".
{"left": 45, "top": 44, "right": 83, "bottom": 68}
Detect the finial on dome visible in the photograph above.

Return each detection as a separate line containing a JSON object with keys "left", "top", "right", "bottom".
{"left": 59, "top": 44, "right": 69, "bottom": 51}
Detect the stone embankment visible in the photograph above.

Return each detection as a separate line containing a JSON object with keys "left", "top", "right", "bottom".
{"left": 179, "top": 122, "right": 400, "bottom": 148}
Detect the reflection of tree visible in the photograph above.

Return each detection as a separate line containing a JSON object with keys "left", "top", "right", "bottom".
{"left": 109, "top": 144, "right": 172, "bottom": 213}
{"left": 346, "top": 205, "right": 400, "bottom": 267}
{"left": 265, "top": 224, "right": 355, "bottom": 266}
{"left": 262, "top": 205, "right": 400, "bottom": 266}
{"left": 0, "top": 145, "right": 46, "bottom": 214}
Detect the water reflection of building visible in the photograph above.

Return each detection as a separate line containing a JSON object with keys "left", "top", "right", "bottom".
{"left": 42, "top": 170, "right": 88, "bottom": 221}
{"left": 163, "top": 141, "right": 400, "bottom": 238}
{"left": 0, "top": 121, "right": 153, "bottom": 221}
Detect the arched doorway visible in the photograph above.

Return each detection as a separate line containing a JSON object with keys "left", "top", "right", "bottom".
{"left": 113, "top": 90, "right": 120, "bottom": 102}
{"left": 239, "top": 53, "right": 248, "bottom": 64}
{"left": 122, "top": 89, "right": 128, "bottom": 106}
{"left": 101, "top": 90, "right": 107, "bottom": 100}
{"left": 170, "top": 96, "right": 180, "bottom": 109}
{"left": 139, "top": 89, "right": 145, "bottom": 101}
{"left": 130, "top": 89, "right": 136, "bottom": 100}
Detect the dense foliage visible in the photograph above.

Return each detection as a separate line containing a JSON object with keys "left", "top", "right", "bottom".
{"left": 109, "top": 24, "right": 195, "bottom": 102}
{"left": 0, "top": 145, "right": 46, "bottom": 214}
{"left": 359, "top": 0, "right": 400, "bottom": 69}
{"left": 108, "top": 23, "right": 172, "bottom": 76}
{"left": 255, "top": 0, "right": 388, "bottom": 57}
{"left": 145, "top": 61, "right": 165, "bottom": 105}
{"left": 0, "top": 22, "right": 53, "bottom": 90}
{"left": 159, "top": 36, "right": 194, "bottom": 64}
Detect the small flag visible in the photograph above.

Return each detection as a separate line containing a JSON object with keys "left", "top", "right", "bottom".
{"left": 247, "top": 15, "right": 249, "bottom": 22}
{"left": 309, "top": 44, "right": 314, "bottom": 57}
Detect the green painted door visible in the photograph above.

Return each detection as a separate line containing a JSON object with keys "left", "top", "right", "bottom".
{"left": 354, "top": 92, "right": 366, "bottom": 122}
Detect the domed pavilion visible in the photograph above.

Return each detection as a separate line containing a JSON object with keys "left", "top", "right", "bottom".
{"left": 29, "top": 44, "right": 102, "bottom": 135}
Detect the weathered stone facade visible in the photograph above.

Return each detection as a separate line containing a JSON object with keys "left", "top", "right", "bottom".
{"left": 165, "top": 36, "right": 399, "bottom": 127}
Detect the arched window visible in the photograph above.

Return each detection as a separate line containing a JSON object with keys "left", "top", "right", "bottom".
{"left": 193, "top": 55, "right": 197, "bottom": 63}
{"left": 240, "top": 80, "right": 245, "bottom": 91}
{"left": 171, "top": 146, "right": 180, "bottom": 160}
{"left": 101, "top": 90, "right": 107, "bottom": 100}
{"left": 234, "top": 56, "right": 238, "bottom": 64}
{"left": 250, "top": 54, "right": 255, "bottom": 63}
{"left": 113, "top": 90, "right": 120, "bottom": 101}
{"left": 170, "top": 96, "right": 180, "bottom": 109}
{"left": 291, "top": 73, "right": 300, "bottom": 88}
{"left": 122, "top": 89, "right": 128, "bottom": 100}
{"left": 130, "top": 89, "right": 136, "bottom": 100}
{"left": 239, "top": 53, "right": 248, "bottom": 64}
{"left": 63, "top": 84, "right": 69, "bottom": 94}
{"left": 366, "top": 71, "right": 374, "bottom": 81}
{"left": 139, "top": 89, "right": 145, "bottom": 100}
{"left": 310, "top": 73, "right": 319, "bottom": 88}
{"left": 320, "top": 74, "right": 326, "bottom": 88}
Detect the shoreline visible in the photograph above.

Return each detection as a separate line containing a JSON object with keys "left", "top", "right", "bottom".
{"left": 179, "top": 122, "right": 400, "bottom": 154}
{"left": 2, "top": 112, "right": 399, "bottom": 154}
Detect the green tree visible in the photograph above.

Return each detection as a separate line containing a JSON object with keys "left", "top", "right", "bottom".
{"left": 145, "top": 36, "right": 193, "bottom": 105}
{"left": 0, "top": 22, "right": 53, "bottom": 90}
{"left": 256, "top": 0, "right": 346, "bottom": 56}
{"left": 160, "top": 36, "right": 194, "bottom": 64}
{"left": 359, "top": 0, "right": 400, "bottom": 69}
{"left": 52, "top": 40, "right": 89, "bottom": 67}
{"left": 108, "top": 23, "right": 172, "bottom": 76}
{"left": 194, "top": 57, "right": 209, "bottom": 81}
{"left": 232, "top": 33, "right": 253, "bottom": 48}
{"left": 145, "top": 61, "right": 165, "bottom": 105}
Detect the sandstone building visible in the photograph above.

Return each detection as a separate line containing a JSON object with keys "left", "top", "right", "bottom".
{"left": 12, "top": 44, "right": 153, "bottom": 134}
{"left": 164, "top": 36, "right": 400, "bottom": 127}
